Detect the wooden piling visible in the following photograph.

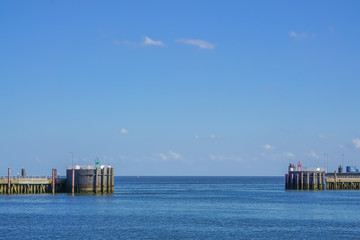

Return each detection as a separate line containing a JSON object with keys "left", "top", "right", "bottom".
{"left": 111, "top": 168, "right": 114, "bottom": 193}
{"left": 101, "top": 168, "right": 105, "bottom": 193}
{"left": 52, "top": 169, "right": 55, "bottom": 194}
{"left": 7, "top": 168, "right": 10, "bottom": 194}
{"left": 95, "top": 167, "right": 98, "bottom": 193}
{"left": 72, "top": 169, "right": 75, "bottom": 194}
{"left": 107, "top": 168, "right": 110, "bottom": 193}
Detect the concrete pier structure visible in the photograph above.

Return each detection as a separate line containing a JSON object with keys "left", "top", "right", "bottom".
{"left": 285, "top": 164, "right": 326, "bottom": 190}
{"left": 66, "top": 165, "right": 114, "bottom": 194}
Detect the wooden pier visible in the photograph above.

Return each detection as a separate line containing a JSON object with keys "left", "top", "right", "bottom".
{"left": 285, "top": 163, "right": 360, "bottom": 191}
{"left": 0, "top": 166, "right": 114, "bottom": 194}
{"left": 326, "top": 172, "right": 360, "bottom": 190}
{"left": 0, "top": 168, "right": 62, "bottom": 194}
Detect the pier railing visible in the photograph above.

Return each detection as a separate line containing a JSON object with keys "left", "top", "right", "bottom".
{"left": 0, "top": 176, "right": 51, "bottom": 179}
{"left": 301, "top": 167, "right": 327, "bottom": 172}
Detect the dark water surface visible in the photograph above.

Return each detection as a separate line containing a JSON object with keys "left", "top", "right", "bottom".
{"left": 1, "top": 176, "right": 360, "bottom": 239}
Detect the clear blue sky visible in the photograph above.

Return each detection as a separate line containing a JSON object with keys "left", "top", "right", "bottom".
{"left": 1, "top": 1, "right": 360, "bottom": 176}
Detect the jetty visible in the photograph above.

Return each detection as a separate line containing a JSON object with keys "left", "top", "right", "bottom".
{"left": 285, "top": 163, "right": 326, "bottom": 190}
{"left": 0, "top": 165, "right": 114, "bottom": 195}
{"left": 286, "top": 162, "right": 360, "bottom": 190}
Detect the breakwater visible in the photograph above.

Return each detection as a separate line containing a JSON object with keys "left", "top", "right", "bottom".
{"left": 285, "top": 163, "right": 360, "bottom": 190}
{"left": 0, "top": 165, "right": 114, "bottom": 194}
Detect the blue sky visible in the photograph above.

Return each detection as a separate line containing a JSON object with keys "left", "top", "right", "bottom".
{"left": 1, "top": 1, "right": 360, "bottom": 176}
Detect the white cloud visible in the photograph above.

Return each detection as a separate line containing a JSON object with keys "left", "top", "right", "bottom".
{"left": 210, "top": 134, "right": 216, "bottom": 139}
{"left": 339, "top": 145, "right": 345, "bottom": 149}
{"left": 144, "top": 36, "right": 164, "bottom": 46}
{"left": 283, "top": 152, "right": 295, "bottom": 158}
{"left": 159, "top": 153, "right": 168, "bottom": 161}
{"left": 168, "top": 150, "right": 181, "bottom": 159}
{"left": 307, "top": 151, "right": 320, "bottom": 159}
{"left": 209, "top": 154, "right": 217, "bottom": 160}
{"left": 353, "top": 138, "right": 360, "bottom": 148}
{"left": 157, "top": 150, "right": 182, "bottom": 161}
{"left": 318, "top": 134, "right": 327, "bottom": 139}
{"left": 120, "top": 128, "right": 128, "bottom": 134}
{"left": 263, "top": 144, "right": 274, "bottom": 150}
{"left": 289, "top": 30, "right": 309, "bottom": 39}
{"left": 194, "top": 135, "right": 199, "bottom": 139}
{"left": 177, "top": 39, "right": 214, "bottom": 49}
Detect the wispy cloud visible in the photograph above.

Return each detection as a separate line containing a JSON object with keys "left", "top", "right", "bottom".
{"left": 263, "top": 144, "right": 274, "bottom": 150}
{"left": 120, "top": 128, "right": 128, "bottom": 134}
{"left": 113, "top": 36, "right": 164, "bottom": 47}
{"left": 283, "top": 152, "right": 295, "bottom": 158}
{"left": 209, "top": 154, "right": 217, "bottom": 160}
{"left": 318, "top": 134, "right": 327, "bottom": 139}
{"left": 143, "top": 36, "right": 164, "bottom": 46}
{"left": 210, "top": 134, "right": 216, "bottom": 139}
{"left": 177, "top": 39, "right": 214, "bottom": 49}
{"left": 159, "top": 153, "right": 168, "bottom": 161}
{"left": 194, "top": 135, "right": 200, "bottom": 139}
{"left": 157, "top": 150, "right": 182, "bottom": 161}
{"left": 353, "top": 138, "right": 360, "bottom": 148}
{"left": 306, "top": 151, "right": 320, "bottom": 159}
{"left": 168, "top": 150, "right": 181, "bottom": 159}
{"left": 289, "top": 30, "right": 310, "bottom": 39}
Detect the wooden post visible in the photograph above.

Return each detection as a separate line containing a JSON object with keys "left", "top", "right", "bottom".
{"left": 52, "top": 169, "right": 55, "bottom": 194}
{"left": 101, "top": 168, "right": 105, "bottom": 193}
{"left": 107, "top": 168, "right": 110, "bottom": 193}
{"left": 7, "top": 168, "right": 10, "bottom": 194}
{"left": 111, "top": 168, "right": 114, "bottom": 193}
{"left": 72, "top": 169, "right": 75, "bottom": 194}
{"left": 95, "top": 168, "right": 98, "bottom": 193}
{"left": 301, "top": 172, "right": 304, "bottom": 190}
{"left": 296, "top": 174, "right": 299, "bottom": 190}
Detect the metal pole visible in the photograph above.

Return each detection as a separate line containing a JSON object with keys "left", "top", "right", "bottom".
{"left": 70, "top": 152, "right": 74, "bottom": 169}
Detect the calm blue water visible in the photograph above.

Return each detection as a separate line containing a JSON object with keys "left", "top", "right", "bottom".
{"left": 1, "top": 176, "right": 360, "bottom": 239}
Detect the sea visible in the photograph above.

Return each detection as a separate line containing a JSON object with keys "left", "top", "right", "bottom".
{"left": 1, "top": 176, "right": 360, "bottom": 239}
